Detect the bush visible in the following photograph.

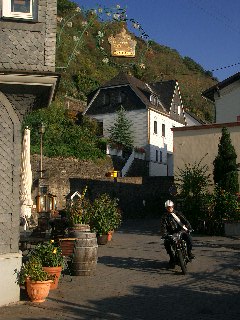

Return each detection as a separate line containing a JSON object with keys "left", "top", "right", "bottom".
{"left": 90, "top": 194, "right": 122, "bottom": 235}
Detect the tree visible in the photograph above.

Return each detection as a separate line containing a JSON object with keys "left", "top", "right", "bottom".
{"left": 108, "top": 106, "right": 134, "bottom": 149}
{"left": 213, "top": 127, "right": 239, "bottom": 193}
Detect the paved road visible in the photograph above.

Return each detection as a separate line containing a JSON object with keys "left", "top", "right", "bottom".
{"left": 1, "top": 219, "right": 240, "bottom": 320}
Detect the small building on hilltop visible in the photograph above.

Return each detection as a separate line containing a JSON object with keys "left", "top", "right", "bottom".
{"left": 84, "top": 72, "right": 186, "bottom": 177}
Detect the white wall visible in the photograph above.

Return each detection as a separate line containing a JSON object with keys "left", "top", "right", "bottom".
{"left": 92, "top": 109, "right": 148, "bottom": 148}
{"left": 215, "top": 81, "right": 240, "bottom": 123}
{"left": 148, "top": 110, "right": 184, "bottom": 176}
{"left": 0, "top": 253, "right": 22, "bottom": 306}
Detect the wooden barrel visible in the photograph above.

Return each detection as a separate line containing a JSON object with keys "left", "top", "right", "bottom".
{"left": 72, "top": 232, "right": 98, "bottom": 276}
{"left": 68, "top": 224, "right": 91, "bottom": 238}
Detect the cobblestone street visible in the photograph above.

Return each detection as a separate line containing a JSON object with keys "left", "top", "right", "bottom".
{"left": 1, "top": 219, "right": 240, "bottom": 320}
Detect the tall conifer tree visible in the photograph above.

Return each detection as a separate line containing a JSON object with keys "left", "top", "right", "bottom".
{"left": 213, "top": 127, "right": 239, "bottom": 193}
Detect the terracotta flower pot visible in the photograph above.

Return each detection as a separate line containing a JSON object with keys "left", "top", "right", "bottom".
{"left": 43, "top": 266, "right": 62, "bottom": 290}
{"left": 26, "top": 279, "right": 52, "bottom": 303}
{"left": 107, "top": 230, "right": 114, "bottom": 241}
{"left": 97, "top": 234, "right": 108, "bottom": 245}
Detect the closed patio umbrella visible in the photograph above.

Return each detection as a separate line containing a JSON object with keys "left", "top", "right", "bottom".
{"left": 20, "top": 127, "right": 33, "bottom": 230}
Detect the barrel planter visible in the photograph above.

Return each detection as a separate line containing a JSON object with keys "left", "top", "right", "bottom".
{"left": 68, "top": 224, "right": 90, "bottom": 238}
{"left": 72, "top": 232, "right": 98, "bottom": 276}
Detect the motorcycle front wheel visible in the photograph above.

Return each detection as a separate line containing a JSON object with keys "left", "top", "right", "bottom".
{"left": 178, "top": 250, "right": 187, "bottom": 275}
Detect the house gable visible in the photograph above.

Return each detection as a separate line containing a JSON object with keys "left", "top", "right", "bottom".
{"left": 85, "top": 85, "right": 147, "bottom": 115}
{"left": 202, "top": 72, "right": 240, "bottom": 123}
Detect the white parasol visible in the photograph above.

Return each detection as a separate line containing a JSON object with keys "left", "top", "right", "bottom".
{"left": 20, "top": 127, "right": 33, "bottom": 230}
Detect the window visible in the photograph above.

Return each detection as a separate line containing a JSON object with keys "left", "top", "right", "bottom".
{"left": 154, "top": 121, "right": 157, "bottom": 134}
{"left": 156, "top": 150, "right": 158, "bottom": 162}
{"left": 2, "top": 0, "right": 36, "bottom": 20}
{"left": 162, "top": 124, "right": 165, "bottom": 137}
{"left": 160, "top": 151, "right": 163, "bottom": 163}
{"left": 118, "top": 91, "right": 126, "bottom": 104}
{"left": 103, "top": 93, "right": 110, "bottom": 105}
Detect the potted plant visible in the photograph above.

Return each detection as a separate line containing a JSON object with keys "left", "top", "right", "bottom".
{"left": 90, "top": 194, "right": 122, "bottom": 245}
{"left": 29, "top": 240, "right": 64, "bottom": 290}
{"left": 16, "top": 256, "right": 54, "bottom": 303}
{"left": 66, "top": 186, "right": 92, "bottom": 237}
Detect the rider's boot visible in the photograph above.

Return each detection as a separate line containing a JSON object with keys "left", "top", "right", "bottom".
{"left": 168, "top": 252, "right": 175, "bottom": 268}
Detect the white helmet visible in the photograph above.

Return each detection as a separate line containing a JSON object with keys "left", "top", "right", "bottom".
{"left": 165, "top": 200, "right": 174, "bottom": 208}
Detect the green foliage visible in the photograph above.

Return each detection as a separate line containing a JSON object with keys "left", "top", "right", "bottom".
{"left": 57, "top": 0, "right": 77, "bottom": 15}
{"left": 108, "top": 106, "right": 134, "bottom": 148}
{"left": 16, "top": 257, "right": 54, "bottom": 285}
{"left": 72, "top": 72, "right": 100, "bottom": 96}
{"left": 183, "top": 56, "right": 205, "bottom": 74}
{"left": 175, "top": 157, "right": 211, "bottom": 225}
{"left": 209, "top": 186, "right": 240, "bottom": 221}
{"left": 176, "top": 157, "right": 211, "bottom": 197}
{"left": 66, "top": 186, "right": 92, "bottom": 225}
{"left": 213, "top": 127, "right": 239, "bottom": 193}
{"left": 22, "top": 100, "right": 106, "bottom": 160}
{"left": 29, "top": 240, "right": 65, "bottom": 268}
{"left": 90, "top": 194, "right": 122, "bottom": 235}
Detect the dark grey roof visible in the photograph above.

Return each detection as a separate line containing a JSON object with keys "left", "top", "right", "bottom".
{"left": 202, "top": 72, "right": 240, "bottom": 102}
{"left": 149, "top": 80, "right": 176, "bottom": 111}
{"left": 100, "top": 72, "right": 177, "bottom": 114}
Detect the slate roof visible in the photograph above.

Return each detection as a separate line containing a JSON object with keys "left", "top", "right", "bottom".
{"left": 99, "top": 72, "right": 177, "bottom": 114}
{"left": 149, "top": 80, "right": 176, "bottom": 112}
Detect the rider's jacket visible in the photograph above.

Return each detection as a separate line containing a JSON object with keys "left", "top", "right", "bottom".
{"left": 160, "top": 210, "right": 191, "bottom": 236}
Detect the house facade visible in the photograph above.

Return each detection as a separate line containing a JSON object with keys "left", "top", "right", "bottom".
{"left": 0, "top": 0, "right": 59, "bottom": 306}
{"left": 202, "top": 72, "right": 240, "bottom": 123}
{"left": 84, "top": 72, "right": 186, "bottom": 176}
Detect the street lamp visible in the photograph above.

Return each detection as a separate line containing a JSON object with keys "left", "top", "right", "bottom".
{"left": 38, "top": 122, "right": 45, "bottom": 178}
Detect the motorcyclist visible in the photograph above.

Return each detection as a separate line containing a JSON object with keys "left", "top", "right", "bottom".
{"left": 160, "top": 200, "right": 195, "bottom": 268}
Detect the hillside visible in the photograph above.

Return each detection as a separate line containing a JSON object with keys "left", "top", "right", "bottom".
{"left": 56, "top": 0, "right": 217, "bottom": 122}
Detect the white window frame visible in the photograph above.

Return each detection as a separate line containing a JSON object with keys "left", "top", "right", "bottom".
{"left": 2, "top": 0, "right": 36, "bottom": 20}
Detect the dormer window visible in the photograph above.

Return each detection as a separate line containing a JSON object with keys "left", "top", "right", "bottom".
{"left": 118, "top": 91, "right": 126, "bottom": 104}
{"left": 2, "top": 0, "right": 37, "bottom": 20}
{"left": 103, "top": 93, "right": 110, "bottom": 105}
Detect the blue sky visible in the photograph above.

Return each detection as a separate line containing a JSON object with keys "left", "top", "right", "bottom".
{"left": 74, "top": 0, "right": 240, "bottom": 82}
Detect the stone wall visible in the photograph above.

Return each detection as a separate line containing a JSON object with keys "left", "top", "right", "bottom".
{"left": 31, "top": 155, "right": 173, "bottom": 216}
{"left": 31, "top": 155, "right": 114, "bottom": 209}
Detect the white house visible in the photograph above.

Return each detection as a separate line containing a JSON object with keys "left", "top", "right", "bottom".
{"left": 202, "top": 72, "right": 240, "bottom": 123}
{"left": 84, "top": 72, "right": 186, "bottom": 176}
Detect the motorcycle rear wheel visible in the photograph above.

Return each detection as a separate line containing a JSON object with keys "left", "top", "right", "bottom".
{"left": 178, "top": 250, "right": 187, "bottom": 275}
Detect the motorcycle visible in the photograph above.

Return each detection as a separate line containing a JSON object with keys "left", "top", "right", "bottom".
{"left": 163, "top": 230, "right": 193, "bottom": 274}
